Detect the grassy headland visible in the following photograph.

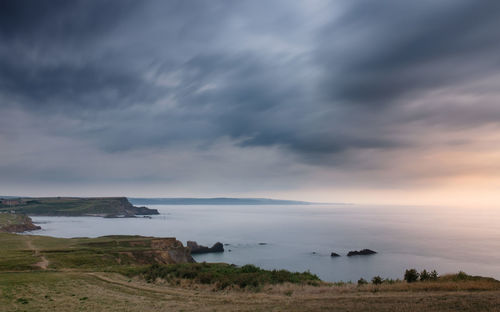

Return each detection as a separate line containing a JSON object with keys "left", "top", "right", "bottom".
{"left": 0, "top": 197, "right": 158, "bottom": 217}
{"left": 0, "top": 233, "right": 193, "bottom": 271}
{"left": 0, "top": 213, "right": 40, "bottom": 233}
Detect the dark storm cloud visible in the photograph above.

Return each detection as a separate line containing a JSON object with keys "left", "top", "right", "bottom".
{"left": 318, "top": 0, "right": 500, "bottom": 108}
{"left": 1, "top": 0, "right": 500, "bottom": 176}
{"left": 0, "top": 0, "right": 138, "bottom": 42}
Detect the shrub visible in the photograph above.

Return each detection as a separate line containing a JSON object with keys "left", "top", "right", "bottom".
{"left": 404, "top": 269, "right": 419, "bottom": 283}
{"left": 420, "top": 269, "right": 430, "bottom": 281}
{"left": 240, "top": 264, "right": 260, "bottom": 273}
{"left": 455, "top": 271, "right": 470, "bottom": 281}
{"left": 357, "top": 278, "right": 368, "bottom": 286}
{"left": 430, "top": 270, "right": 439, "bottom": 280}
{"left": 371, "top": 276, "right": 383, "bottom": 285}
{"left": 139, "top": 263, "right": 320, "bottom": 289}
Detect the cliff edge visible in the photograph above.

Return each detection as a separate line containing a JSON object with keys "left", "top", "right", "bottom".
{"left": 0, "top": 213, "right": 41, "bottom": 233}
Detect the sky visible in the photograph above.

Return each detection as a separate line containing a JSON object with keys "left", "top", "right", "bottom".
{"left": 1, "top": 0, "right": 500, "bottom": 206}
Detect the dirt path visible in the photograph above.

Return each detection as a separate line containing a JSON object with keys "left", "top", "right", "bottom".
{"left": 26, "top": 239, "right": 49, "bottom": 269}
{"left": 86, "top": 272, "right": 280, "bottom": 306}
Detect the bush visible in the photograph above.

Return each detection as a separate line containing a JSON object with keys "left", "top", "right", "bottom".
{"left": 357, "top": 278, "right": 368, "bottom": 286}
{"left": 139, "top": 263, "right": 320, "bottom": 289}
{"left": 404, "top": 269, "right": 419, "bottom": 283}
{"left": 455, "top": 271, "right": 470, "bottom": 281}
{"left": 420, "top": 269, "right": 430, "bottom": 281}
{"left": 371, "top": 276, "right": 383, "bottom": 285}
{"left": 430, "top": 270, "right": 439, "bottom": 280}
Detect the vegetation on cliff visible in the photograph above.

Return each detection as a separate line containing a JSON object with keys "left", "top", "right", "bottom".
{"left": 0, "top": 197, "right": 158, "bottom": 216}
{"left": 0, "top": 213, "right": 40, "bottom": 233}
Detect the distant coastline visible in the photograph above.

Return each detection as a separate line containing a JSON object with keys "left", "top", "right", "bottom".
{"left": 129, "top": 197, "right": 319, "bottom": 205}
{"left": 0, "top": 197, "right": 158, "bottom": 217}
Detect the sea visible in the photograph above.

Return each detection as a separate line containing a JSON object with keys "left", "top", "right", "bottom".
{"left": 27, "top": 204, "right": 500, "bottom": 282}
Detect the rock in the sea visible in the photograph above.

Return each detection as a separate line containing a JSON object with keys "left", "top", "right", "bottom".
{"left": 130, "top": 205, "right": 160, "bottom": 215}
{"left": 347, "top": 249, "right": 377, "bottom": 256}
{"left": 187, "top": 241, "right": 224, "bottom": 254}
{"left": 330, "top": 252, "right": 340, "bottom": 257}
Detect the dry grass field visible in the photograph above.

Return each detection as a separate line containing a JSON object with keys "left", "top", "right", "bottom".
{"left": 2, "top": 271, "right": 500, "bottom": 312}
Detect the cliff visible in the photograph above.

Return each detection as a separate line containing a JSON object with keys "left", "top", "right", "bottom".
{"left": 0, "top": 197, "right": 159, "bottom": 217}
{"left": 0, "top": 213, "right": 41, "bottom": 233}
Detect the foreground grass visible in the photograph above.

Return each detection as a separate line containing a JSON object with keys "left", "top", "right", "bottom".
{"left": 1, "top": 271, "right": 500, "bottom": 312}
{"left": 2, "top": 233, "right": 500, "bottom": 311}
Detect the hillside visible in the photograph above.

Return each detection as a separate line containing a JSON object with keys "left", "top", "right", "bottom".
{"left": 0, "top": 197, "right": 158, "bottom": 217}
{"left": 0, "top": 233, "right": 193, "bottom": 272}
{"left": 1, "top": 233, "right": 500, "bottom": 311}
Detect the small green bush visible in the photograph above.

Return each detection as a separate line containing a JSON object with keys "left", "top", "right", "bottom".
{"left": 404, "top": 269, "right": 419, "bottom": 283}
{"left": 455, "top": 271, "right": 470, "bottom": 281}
{"left": 430, "top": 270, "right": 439, "bottom": 280}
{"left": 420, "top": 269, "right": 430, "bottom": 281}
{"left": 371, "top": 276, "right": 383, "bottom": 285}
{"left": 357, "top": 278, "right": 368, "bottom": 286}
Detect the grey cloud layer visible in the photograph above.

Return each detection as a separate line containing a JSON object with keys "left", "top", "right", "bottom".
{"left": 1, "top": 0, "right": 500, "bottom": 190}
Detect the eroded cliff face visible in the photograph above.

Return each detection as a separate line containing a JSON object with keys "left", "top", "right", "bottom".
{"left": 113, "top": 237, "right": 195, "bottom": 265}
{"left": 151, "top": 238, "right": 195, "bottom": 264}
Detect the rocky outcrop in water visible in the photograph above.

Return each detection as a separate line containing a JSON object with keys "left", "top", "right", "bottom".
{"left": 330, "top": 252, "right": 340, "bottom": 257}
{"left": 187, "top": 241, "right": 224, "bottom": 254}
{"left": 347, "top": 249, "right": 377, "bottom": 256}
{"left": 129, "top": 205, "right": 159, "bottom": 215}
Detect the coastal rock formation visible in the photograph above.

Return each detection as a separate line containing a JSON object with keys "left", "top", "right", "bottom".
{"left": 128, "top": 205, "right": 159, "bottom": 216}
{"left": 187, "top": 241, "right": 224, "bottom": 254}
{"left": 117, "top": 197, "right": 160, "bottom": 216}
{"left": 87, "top": 236, "right": 195, "bottom": 264}
{"left": 330, "top": 252, "right": 340, "bottom": 257}
{"left": 147, "top": 238, "right": 195, "bottom": 263}
{"left": 0, "top": 197, "right": 159, "bottom": 217}
{"left": 0, "top": 214, "right": 41, "bottom": 233}
{"left": 347, "top": 249, "right": 377, "bottom": 256}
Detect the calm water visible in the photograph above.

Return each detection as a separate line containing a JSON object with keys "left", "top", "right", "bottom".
{"left": 28, "top": 204, "right": 500, "bottom": 282}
